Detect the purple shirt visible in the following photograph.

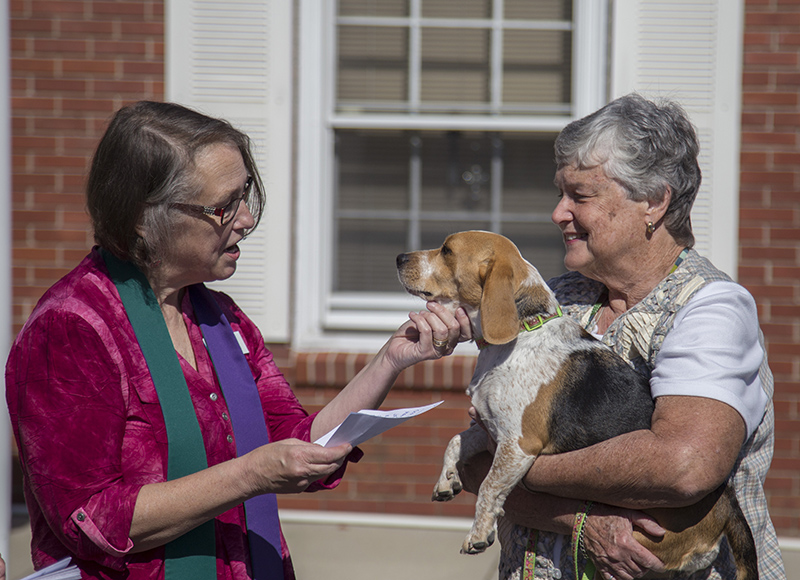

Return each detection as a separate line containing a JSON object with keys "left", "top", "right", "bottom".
{"left": 6, "top": 249, "right": 361, "bottom": 580}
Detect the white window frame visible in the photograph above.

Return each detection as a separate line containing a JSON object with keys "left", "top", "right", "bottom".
{"left": 295, "top": 0, "right": 609, "bottom": 352}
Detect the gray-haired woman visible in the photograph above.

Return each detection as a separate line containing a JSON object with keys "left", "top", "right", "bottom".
{"left": 462, "top": 94, "right": 783, "bottom": 580}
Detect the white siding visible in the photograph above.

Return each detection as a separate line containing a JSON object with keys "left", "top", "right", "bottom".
{"left": 166, "top": 0, "right": 293, "bottom": 340}
{"left": 611, "top": 0, "right": 744, "bottom": 279}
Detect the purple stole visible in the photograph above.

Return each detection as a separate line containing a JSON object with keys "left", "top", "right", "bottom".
{"left": 189, "top": 284, "right": 285, "bottom": 580}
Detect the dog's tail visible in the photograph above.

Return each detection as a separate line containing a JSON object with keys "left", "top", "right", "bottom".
{"left": 723, "top": 485, "right": 759, "bottom": 580}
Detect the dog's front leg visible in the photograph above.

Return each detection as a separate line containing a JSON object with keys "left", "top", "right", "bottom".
{"left": 462, "top": 437, "right": 536, "bottom": 555}
{"left": 432, "top": 423, "right": 488, "bottom": 502}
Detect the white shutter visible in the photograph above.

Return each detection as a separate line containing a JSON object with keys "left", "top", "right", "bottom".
{"left": 611, "top": 0, "right": 743, "bottom": 279}
{"left": 166, "top": 0, "right": 293, "bottom": 341}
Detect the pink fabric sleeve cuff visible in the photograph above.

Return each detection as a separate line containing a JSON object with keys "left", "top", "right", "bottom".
{"left": 69, "top": 506, "right": 135, "bottom": 570}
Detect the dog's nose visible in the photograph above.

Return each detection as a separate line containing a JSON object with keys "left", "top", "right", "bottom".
{"left": 396, "top": 253, "right": 409, "bottom": 268}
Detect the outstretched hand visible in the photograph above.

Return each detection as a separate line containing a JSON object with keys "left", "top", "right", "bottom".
{"left": 384, "top": 302, "right": 472, "bottom": 371}
{"left": 243, "top": 439, "right": 353, "bottom": 495}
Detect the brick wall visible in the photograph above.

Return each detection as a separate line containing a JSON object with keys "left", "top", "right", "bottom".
{"left": 739, "top": 0, "right": 800, "bottom": 537}
{"left": 11, "top": 0, "right": 164, "bottom": 334}
{"left": 9, "top": 0, "right": 800, "bottom": 536}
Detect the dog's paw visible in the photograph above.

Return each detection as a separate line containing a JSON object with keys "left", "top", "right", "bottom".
{"left": 460, "top": 529, "right": 496, "bottom": 555}
{"left": 431, "top": 478, "right": 462, "bottom": 502}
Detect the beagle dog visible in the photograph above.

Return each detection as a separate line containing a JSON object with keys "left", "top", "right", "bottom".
{"left": 396, "top": 231, "right": 757, "bottom": 579}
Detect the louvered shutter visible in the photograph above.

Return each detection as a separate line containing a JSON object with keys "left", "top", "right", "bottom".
{"left": 611, "top": 0, "right": 743, "bottom": 279}
{"left": 166, "top": 0, "right": 292, "bottom": 341}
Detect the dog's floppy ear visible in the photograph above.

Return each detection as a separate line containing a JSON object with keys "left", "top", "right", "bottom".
{"left": 480, "top": 256, "right": 520, "bottom": 345}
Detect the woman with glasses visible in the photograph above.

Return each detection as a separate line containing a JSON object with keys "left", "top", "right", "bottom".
{"left": 5, "top": 101, "right": 472, "bottom": 580}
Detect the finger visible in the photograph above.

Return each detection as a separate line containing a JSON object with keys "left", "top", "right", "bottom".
{"left": 455, "top": 307, "right": 473, "bottom": 341}
{"left": 308, "top": 443, "right": 353, "bottom": 464}
{"left": 424, "top": 303, "right": 462, "bottom": 337}
{"left": 422, "top": 305, "right": 460, "bottom": 353}
{"left": 629, "top": 512, "right": 666, "bottom": 538}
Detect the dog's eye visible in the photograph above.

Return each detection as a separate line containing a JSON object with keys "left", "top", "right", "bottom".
{"left": 440, "top": 245, "right": 452, "bottom": 256}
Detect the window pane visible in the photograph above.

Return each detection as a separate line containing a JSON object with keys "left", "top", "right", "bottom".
{"left": 337, "top": 130, "right": 409, "bottom": 211}
{"left": 336, "top": 219, "right": 407, "bottom": 292}
{"left": 333, "top": 130, "right": 567, "bottom": 292}
{"left": 422, "top": 0, "right": 491, "bottom": 18}
{"left": 337, "top": 26, "right": 408, "bottom": 107}
{"left": 502, "top": 222, "right": 566, "bottom": 282}
{"left": 421, "top": 220, "right": 490, "bottom": 249}
{"left": 503, "top": 29, "right": 572, "bottom": 107}
{"left": 503, "top": 134, "right": 559, "bottom": 215}
{"left": 421, "top": 132, "right": 493, "bottom": 213}
{"left": 338, "top": 0, "right": 409, "bottom": 17}
{"left": 421, "top": 28, "right": 490, "bottom": 105}
{"left": 504, "top": 0, "right": 572, "bottom": 20}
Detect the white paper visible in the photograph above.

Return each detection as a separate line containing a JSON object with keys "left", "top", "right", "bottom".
{"left": 19, "top": 557, "right": 81, "bottom": 580}
{"left": 314, "top": 401, "right": 444, "bottom": 448}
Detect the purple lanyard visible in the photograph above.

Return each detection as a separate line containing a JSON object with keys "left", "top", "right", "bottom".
{"left": 188, "top": 284, "right": 285, "bottom": 580}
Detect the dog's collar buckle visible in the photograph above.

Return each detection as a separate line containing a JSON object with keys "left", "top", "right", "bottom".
{"left": 521, "top": 305, "right": 563, "bottom": 332}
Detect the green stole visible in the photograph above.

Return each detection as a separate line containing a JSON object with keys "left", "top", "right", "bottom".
{"left": 102, "top": 250, "right": 216, "bottom": 580}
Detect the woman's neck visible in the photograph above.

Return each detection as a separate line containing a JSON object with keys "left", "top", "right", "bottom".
{"left": 595, "top": 242, "right": 686, "bottom": 331}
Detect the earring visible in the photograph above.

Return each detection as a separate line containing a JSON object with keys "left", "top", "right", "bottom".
{"left": 646, "top": 222, "right": 655, "bottom": 235}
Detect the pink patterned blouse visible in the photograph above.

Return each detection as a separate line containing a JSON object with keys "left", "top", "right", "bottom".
{"left": 6, "top": 248, "right": 361, "bottom": 580}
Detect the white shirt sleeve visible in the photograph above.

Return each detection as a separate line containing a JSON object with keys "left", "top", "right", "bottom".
{"left": 650, "top": 281, "right": 769, "bottom": 439}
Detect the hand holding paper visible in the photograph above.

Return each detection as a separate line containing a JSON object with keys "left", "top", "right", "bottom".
{"left": 314, "top": 401, "right": 444, "bottom": 448}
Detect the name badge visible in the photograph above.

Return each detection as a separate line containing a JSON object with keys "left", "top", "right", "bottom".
{"left": 234, "top": 331, "right": 250, "bottom": 355}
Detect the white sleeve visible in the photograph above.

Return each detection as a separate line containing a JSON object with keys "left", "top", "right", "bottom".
{"left": 650, "top": 281, "right": 769, "bottom": 439}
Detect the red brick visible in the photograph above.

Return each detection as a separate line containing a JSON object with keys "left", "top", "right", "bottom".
{"left": 33, "top": 38, "right": 88, "bottom": 54}
{"left": 11, "top": 18, "right": 53, "bottom": 34}
{"left": 13, "top": 247, "right": 57, "bottom": 262}
{"left": 742, "top": 71, "right": 771, "bottom": 87}
{"left": 743, "top": 32, "right": 772, "bottom": 47}
{"left": 739, "top": 151, "right": 769, "bottom": 165}
{"left": 29, "top": 1, "right": 86, "bottom": 15}
{"left": 741, "top": 131, "right": 797, "bottom": 146}
{"left": 747, "top": 12, "right": 800, "bottom": 27}
{"left": 33, "top": 116, "right": 90, "bottom": 131}
{"left": 120, "top": 21, "right": 163, "bottom": 36}
{"left": 12, "top": 96, "right": 56, "bottom": 111}
{"left": 34, "top": 78, "right": 87, "bottom": 94}
{"left": 34, "top": 155, "right": 90, "bottom": 169}
{"left": 59, "top": 20, "right": 116, "bottom": 36}
{"left": 92, "top": 2, "right": 147, "bottom": 17}
{"left": 740, "top": 208, "right": 797, "bottom": 222}
{"left": 61, "top": 59, "right": 116, "bottom": 75}
{"left": 95, "top": 80, "right": 150, "bottom": 95}
{"left": 774, "top": 152, "right": 800, "bottom": 165}
{"left": 121, "top": 61, "right": 163, "bottom": 76}
{"left": 776, "top": 72, "right": 800, "bottom": 86}
{"left": 12, "top": 135, "right": 56, "bottom": 149}
{"left": 94, "top": 40, "right": 147, "bottom": 56}
{"left": 774, "top": 112, "right": 800, "bottom": 127}
{"left": 740, "top": 171, "right": 796, "bottom": 187}
{"left": 11, "top": 58, "right": 55, "bottom": 74}
{"left": 60, "top": 98, "right": 118, "bottom": 113}
{"left": 746, "top": 91, "right": 797, "bottom": 110}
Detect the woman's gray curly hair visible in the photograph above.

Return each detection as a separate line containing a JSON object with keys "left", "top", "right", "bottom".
{"left": 554, "top": 93, "right": 701, "bottom": 246}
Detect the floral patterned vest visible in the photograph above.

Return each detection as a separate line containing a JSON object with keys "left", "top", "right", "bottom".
{"left": 496, "top": 249, "right": 785, "bottom": 580}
